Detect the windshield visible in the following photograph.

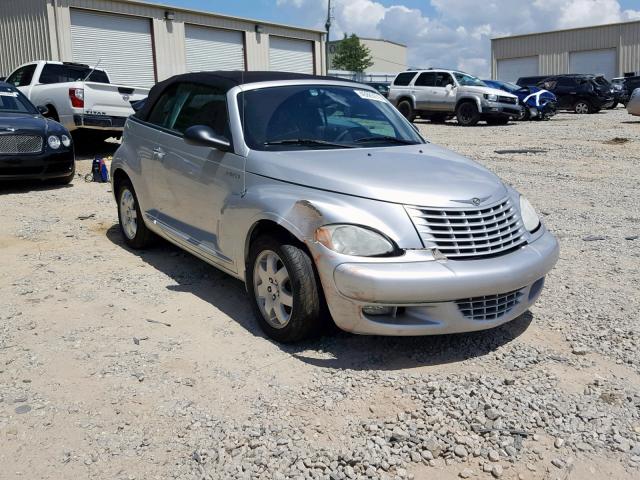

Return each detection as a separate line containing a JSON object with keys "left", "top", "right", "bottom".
{"left": 238, "top": 85, "right": 424, "bottom": 150}
{"left": 453, "top": 72, "right": 486, "bottom": 87}
{"left": 0, "top": 86, "right": 38, "bottom": 114}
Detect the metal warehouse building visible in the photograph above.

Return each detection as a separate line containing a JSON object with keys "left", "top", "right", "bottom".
{"left": 0, "top": 0, "right": 326, "bottom": 87}
{"left": 491, "top": 20, "right": 640, "bottom": 82}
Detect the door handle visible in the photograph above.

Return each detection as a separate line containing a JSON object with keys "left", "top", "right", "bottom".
{"left": 153, "top": 147, "right": 166, "bottom": 159}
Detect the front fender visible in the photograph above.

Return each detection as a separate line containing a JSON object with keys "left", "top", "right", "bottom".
{"left": 456, "top": 95, "right": 482, "bottom": 111}
{"left": 225, "top": 173, "right": 424, "bottom": 281}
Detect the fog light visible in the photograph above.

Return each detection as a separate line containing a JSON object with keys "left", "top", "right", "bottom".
{"left": 363, "top": 305, "right": 395, "bottom": 316}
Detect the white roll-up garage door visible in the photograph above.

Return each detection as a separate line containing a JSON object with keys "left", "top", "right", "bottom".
{"left": 185, "top": 25, "right": 245, "bottom": 72}
{"left": 70, "top": 9, "right": 155, "bottom": 88}
{"left": 269, "top": 37, "right": 314, "bottom": 74}
{"left": 497, "top": 56, "right": 539, "bottom": 82}
{"left": 569, "top": 49, "right": 616, "bottom": 79}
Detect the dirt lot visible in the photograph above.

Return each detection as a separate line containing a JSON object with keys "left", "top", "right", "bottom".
{"left": 1, "top": 109, "right": 639, "bottom": 480}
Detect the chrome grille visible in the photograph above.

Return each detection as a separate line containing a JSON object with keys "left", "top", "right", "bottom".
{"left": 405, "top": 198, "right": 526, "bottom": 259}
{"left": 498, "top": 96, "right": 517, "bottom": 104}
{"left": 457, "top": 289, "right": 523, "bottom": 321}
{"left": 0, "top": 135, "right": 43, "bottom": 154}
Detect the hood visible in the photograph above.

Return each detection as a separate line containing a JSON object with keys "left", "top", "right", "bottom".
{"left": 460, "top": 85, "right": 517, "bottom": 98}
{"left": 0, "top": 114, "right": 48, "bottom": 134}
{"left": 246, "top": 144, "right": 507, "bottom": 207}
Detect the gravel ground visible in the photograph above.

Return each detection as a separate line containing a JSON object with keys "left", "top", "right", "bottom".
{"left": 1, "top": 109, "right": 639, "bottom": 480}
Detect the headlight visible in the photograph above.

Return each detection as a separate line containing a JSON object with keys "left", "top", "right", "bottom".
{"left": 520, "top": 195, "right": 540, "bottom": 232}
{"left": 61, "top": 134, "right": 71, "bottom": 147}
{"left": 484, "top": 93, "right": 498, "bottom": 101}
{"left": 47, "top": 135, "right": 61, "bottom": 149}
{"left": 315, "top": 224, "right": 395, "bottom": 256}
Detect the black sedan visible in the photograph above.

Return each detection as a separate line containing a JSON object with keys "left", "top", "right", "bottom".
{"left": 0, "top": 82, "right": 74, "bottom": 183}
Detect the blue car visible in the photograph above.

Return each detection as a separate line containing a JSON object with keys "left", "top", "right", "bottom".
{"left": 483, "top": 80, "right": 557, "bottom": 120}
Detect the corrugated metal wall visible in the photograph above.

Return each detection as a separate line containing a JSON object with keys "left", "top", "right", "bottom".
{"left": 51, "top": 0, "right": 325, "bottom": 79}
{"left": 0, "top": 0, "right": 52, "bottom": 76}
{"left": 492, "top": 21, "right": 640, "bottom": 78}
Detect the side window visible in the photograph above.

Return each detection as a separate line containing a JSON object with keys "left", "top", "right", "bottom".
{"left": 393, "top": 72, "right": 417, "bottom": 86}
{"left": 147, "top": 83, "right": 231, "bottom": 139}
{"left": 414, "top": 72, "right": 436, "bottom": 87}
{"left": 39, "top": 64, "right": 65, "bottom": 84}
{"left": 6, "top": 64, "right": 37, "bottom": 87}
{"left": 172, "top": 84, "right": 230, "bottom": 137}
{"left": 435, "top": 73, "right": 454, "bottom": 87}
{"left": 556, "top": 78, "right": 574, "bottom": 87}
{"left": 147, "top": 84, "right": 181, "bottom": 129}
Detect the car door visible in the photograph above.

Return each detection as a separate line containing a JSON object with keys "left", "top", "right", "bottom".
{"left": 412, "top": 72, "right": 437, "bottom": 110}
{"left": 434, "top": 72, "right": 457, "bottom": 112}
{"left": 150, "top": 82, "right": 244, "bottom": 270}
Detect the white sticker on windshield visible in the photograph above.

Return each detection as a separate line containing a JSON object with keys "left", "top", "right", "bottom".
{"left": 0, "top": 91, "right": 19, "bottom": 97}
{"left": 354, "top": 89, "right": 385, "bottom": 102}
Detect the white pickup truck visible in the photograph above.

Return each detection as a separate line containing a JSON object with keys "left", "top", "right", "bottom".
{"left": 5, "top": 61, "right": 149, "bottom": 137}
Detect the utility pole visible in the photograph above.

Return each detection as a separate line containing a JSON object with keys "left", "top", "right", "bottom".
{"left": 325, "top": 0, "right": 332, "bottom": 74}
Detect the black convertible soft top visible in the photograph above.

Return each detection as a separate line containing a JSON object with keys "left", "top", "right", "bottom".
{"left": 136, "top": 71, "right": 358, "bottom": 121}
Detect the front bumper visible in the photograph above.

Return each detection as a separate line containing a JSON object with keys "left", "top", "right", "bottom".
{"left": 313, "top": 228, "right": 559, "bottom": 335}
{"left": 73, "top": 114, "right": 127, "bottom": 131}
{"left": 0, "top": 149, "right": 75, "bottom": 180}
{"left": 481, "top": 101, "right": 522, "bottom": 117}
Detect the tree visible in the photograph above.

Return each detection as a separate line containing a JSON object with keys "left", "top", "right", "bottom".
{"left": 331, "top": 34, "right": 373, "bottom": 72}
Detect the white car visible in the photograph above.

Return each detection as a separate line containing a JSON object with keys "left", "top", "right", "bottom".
{"left": 5, "top": 61, "right": 149, "bottom": 137}
{"left": 388, "top": 69, "right": 522, "bottom": 126}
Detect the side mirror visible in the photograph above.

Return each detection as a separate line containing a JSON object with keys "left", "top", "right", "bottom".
{"left": 37, "top": 105, "right": 49, "bottom": 116}
{"left": 184, "top": 125, "right": 231, "bottom": 152}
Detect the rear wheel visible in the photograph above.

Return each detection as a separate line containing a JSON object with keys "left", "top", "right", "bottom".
{"left": 397, "top": 100, "right": 415, "bottom": 122}
{"left": 574, "top": 100, "right": 592, "bottom": 114}
{"left": 247, "top": 236, "right": 323, "bottom": 343}
{"left": 117, "top": 179, "right": 154, "bottom": 249}
{"left": 456, "top": 101, "right": 480, "bottom": 126}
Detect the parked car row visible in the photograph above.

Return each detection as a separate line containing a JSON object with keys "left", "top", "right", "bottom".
{"left": 5, "top": 60, "right": 148, "bottom": 138}
{"left": 388, "top": 69, "right": 523, "bottom": 126}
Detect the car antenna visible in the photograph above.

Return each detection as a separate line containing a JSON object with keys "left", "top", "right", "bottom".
{"left": 82, "top": 58, "right": 102, "bottom": 82}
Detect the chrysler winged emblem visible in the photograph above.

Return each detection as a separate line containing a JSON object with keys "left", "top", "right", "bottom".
{"left": 2, "top": 127, "right": 16, "bottom": 132}
{"left": 451, "top": 195, "right": 490, "bottom": 206}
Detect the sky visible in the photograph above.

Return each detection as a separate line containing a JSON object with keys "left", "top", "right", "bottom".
{"left": 150, "top": 0, "right": 640, "bottom": 77}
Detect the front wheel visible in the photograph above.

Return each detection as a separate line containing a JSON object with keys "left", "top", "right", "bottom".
{"left": 518, "top": 107, "right": 530, "bottom": 121}
{"left": 456, "top": 102, "right": 480, "bottom": 126}
{"left": 117, "top": 179, "right": 154, "bottom": 249}
{"left": 247, "top": 236, "right": 323, "bottom": 343}
{"left": 574, "top": 100, "right": 592, "bottom": 114}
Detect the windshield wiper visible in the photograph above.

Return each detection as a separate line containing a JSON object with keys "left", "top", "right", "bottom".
{"left": 264, "top": 138, "right": 354, "bottom": 148}
{"left": 354, "top": 136, "right": 420, "bottom": 145}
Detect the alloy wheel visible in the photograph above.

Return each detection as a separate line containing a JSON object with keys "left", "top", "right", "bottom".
{"left": 119, "top": 188, "right": 138, "bottom": 240}
{"left": 575, "top": 102, "right": 590, "bottom": 114}
{"left": 253, "top": 250, "right": 294, "bottom": 329}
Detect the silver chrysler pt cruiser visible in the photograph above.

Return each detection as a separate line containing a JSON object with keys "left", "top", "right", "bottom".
{"left": 111, "top": 72, "right": 559, "bottom": 343}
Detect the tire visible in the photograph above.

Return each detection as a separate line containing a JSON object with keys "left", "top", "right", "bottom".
{"left": 50, "top": 171, "right": 75, "bottom": 185}
{"left": 517, "top": 107, "right": 530, "bottom": 121}
{"left": 574, "top": 100, "right": 592, "bottom": 114}
{"left": 46, "top": 105, "right": 59, "bottom": 123}
{"left": 456, "top": 101, "right": 480, "bottom": 126}
{"left": 486, "top": 117, "right": 510, "bottom": 126}
{"left": 247, "top": 236, "right": 323, "bottom": 343}
{"left": 116, "top": 179, "right": 154, "bottom": 249}
{"left": 397, "top": 100, "right": 415, "bottom": 122}
{"left": 430, "top": 114, "right": 447, "bottom": 124}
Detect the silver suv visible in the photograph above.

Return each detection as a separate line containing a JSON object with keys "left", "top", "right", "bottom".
{"left": 111, "top": 71, "right": 558, "bottom": 343}
{"left": 388, "top": 69, "right": 522, "bottom": 126}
